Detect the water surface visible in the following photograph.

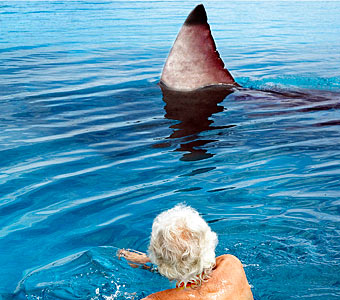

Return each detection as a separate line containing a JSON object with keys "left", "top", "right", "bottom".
{"left": 0, "top": 1, "right": 340, "bottom": 299}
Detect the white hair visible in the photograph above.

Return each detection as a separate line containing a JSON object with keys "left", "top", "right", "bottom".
{"left": 148, "top": 204, "right": 218, "bottom": 287}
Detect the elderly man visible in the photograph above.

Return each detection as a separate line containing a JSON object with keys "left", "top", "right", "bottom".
{"left": 118, "top": 204, "right": 254, "bottom": 300}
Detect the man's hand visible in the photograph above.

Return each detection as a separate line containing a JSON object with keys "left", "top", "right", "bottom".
{"left": 117, "top": 249, "right": 151, "bottom": 268}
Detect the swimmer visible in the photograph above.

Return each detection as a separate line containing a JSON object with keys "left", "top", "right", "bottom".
{"left": 118, "top": 204, "right": 254, "bottom": 300}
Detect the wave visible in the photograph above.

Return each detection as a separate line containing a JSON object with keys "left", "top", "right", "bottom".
{"left": 237, "top": 75, "right": 340, "bottom": 92}
{"left": 13, "top": 246, "right": 170, "bottom": 300}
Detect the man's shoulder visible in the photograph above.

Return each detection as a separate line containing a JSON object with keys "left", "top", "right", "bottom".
{"left": 217, "top": 254, "right": 243, "bottom": 266}
{"left": 215, "top": 254, "right": 246, "bottom": 280}
{"left": 141, "top": 294, "right": 159, "bottom": 300}
{"left": 141, "top": 288, "right": 191, "bottom": 300}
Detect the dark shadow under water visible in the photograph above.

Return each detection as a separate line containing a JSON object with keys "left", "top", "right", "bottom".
{"left": 155, "top": 85, "right": 236, "bottom": 161}
{"left": 154, "top": 84, "right": 340, "bottom": 162}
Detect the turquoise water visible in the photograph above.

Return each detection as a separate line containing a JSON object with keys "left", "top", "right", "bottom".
{"left": 1, "top": 1, "right": 340, "bottom": 299}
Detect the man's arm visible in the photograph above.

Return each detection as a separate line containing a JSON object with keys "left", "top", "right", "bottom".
{"left": 117, "top": 249, "right": 151, "bottom": 269}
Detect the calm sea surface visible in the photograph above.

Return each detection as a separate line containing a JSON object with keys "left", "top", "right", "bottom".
{"left": 1, "top": 1, "right": 340, "bottom": 299}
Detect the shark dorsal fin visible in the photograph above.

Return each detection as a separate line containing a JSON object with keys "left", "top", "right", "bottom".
{"left": 160, "top": 4, "right": 237, "bottom": 91}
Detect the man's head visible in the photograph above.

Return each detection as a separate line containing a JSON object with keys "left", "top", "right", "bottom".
{"left": 148, "top": 204, "right": 218, "bottom": 287}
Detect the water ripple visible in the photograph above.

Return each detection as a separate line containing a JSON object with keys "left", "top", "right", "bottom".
{"left": 1, "top": 1, "right": 340, "bottom": 298}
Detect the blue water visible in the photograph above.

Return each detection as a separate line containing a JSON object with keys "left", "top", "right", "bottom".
{"left": 1, "top": 1, "right": 340, "bottom": 299}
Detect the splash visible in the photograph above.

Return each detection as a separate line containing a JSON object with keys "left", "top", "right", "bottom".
{"left": 13, "top": 247, "right": 169, "bottom": 300}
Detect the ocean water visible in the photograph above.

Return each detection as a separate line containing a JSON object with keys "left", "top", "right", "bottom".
{"left": 1, "top": 1, "right": 340, "bottom": 299}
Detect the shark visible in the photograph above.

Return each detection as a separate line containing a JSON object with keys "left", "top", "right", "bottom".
{"left": 158, "top": 4, "right": 340, "bottom": 161}
{"left": 160, "top": 4, "right": 239, "bottom": 91}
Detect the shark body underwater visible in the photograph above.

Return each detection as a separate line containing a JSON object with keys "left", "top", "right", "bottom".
{"left": 157, "top": 4, "right": 339, "bottom": 161}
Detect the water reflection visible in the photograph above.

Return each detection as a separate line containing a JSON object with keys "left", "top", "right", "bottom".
{"left": 160, "top": 85, "right": 235, "bottom": 161}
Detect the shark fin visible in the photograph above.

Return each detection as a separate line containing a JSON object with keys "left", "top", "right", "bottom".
{"left": 160, "top": 4, "right": 238, "bottom": 91}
